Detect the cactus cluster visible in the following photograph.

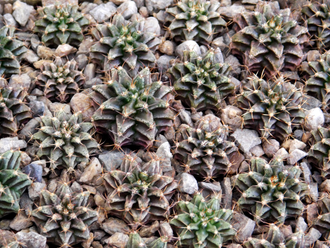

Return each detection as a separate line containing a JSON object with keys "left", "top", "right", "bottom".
{"left": 31, "top": 182, "right": 98, "bottom": 248}
{"left": 165, "top": 0, "right": 226, "bottom": 44}
{"left": 170, "top": 192, "right": 236, "bottom": 248}
{"left": 90, "top": 14, "right": 159, "bottom": 74}
{"left": 168, "top": 49, "right": 235, "bottom": 111}
{"left": 237, "top": 74, "right": 305, "bottom": 140}
{"left": 231, "top": 2, "right": 308, "bottom": 78}
{"left": 36, "top": 57, "right": 85, "bottom": 103}
{"left": 313, "top": 194, "right": 330, "bottom": 240}
{"left": 174, "top": 114, "right": 237, "bottom": 181}
{"left": 103, "top": 152, "right": 177, "bottom": 228}
{"left": 91, "top": 67, "right": 175, "bottom": 148}
{"left": 32, "top": 110, "right": 99, "bottom": 171}
{"left": 0, "top": 151, "right": 31, "bottom": 217}
{"left": 34, "top": 4, "right": 89, "bottom": 47}
{"left": 235, "top": 157, "right": 308, "bottom": 223}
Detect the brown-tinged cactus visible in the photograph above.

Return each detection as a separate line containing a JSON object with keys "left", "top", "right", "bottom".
{"left": 174, "top": 114, "right": 237, "bottom": 181}
{"left": 126, "top": 232, "right": 169, "bottom": 248}
{"left": 103, "top": 152, "right": 177, "bottom": 228}
{"left": 34, "top": 4, "right": 89, "bottom": 47}
{"left": 231, "top": 2, "right": 309, "bottom": 78}
{"left": 90, "top": 14, "right": 159, "bottom": 74}
{"left": 235, "top": 157, "right": 308, "bottom": 223}
{"left": 31, "top": 181, "right": 98, "bottom": 248}
{"left": 168, "top": 49, "right": 235, "bottom": 111}
{"left": 313, "top": 194, "right": 330, "bottom": 240}
{"left": 237, "top": 74, "right": 305, "bottom": 140}
{"left": 302, "top": 0, "right": 330, "bottom": 50}
{"left": 36, "top": 57, "right": 85, "bottom": 103}
{"left": 90, "top": 67, "right": 175, "bottom": 148}
{"left": 170, "top": 192, "right": 236, "bottom": 248}
{"left": 0, "top": 151, "right": 32, "bottom": 217}
{"left": 0, "top": 83, "right": 32, "bottom": 137}
{"left": 32, "top": 110, "right": 99, "bottom": 172}
{"left": 165, "top": 0, "right": 226, "bottom": 44}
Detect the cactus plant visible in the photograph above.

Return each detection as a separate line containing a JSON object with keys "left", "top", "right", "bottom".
{"left": 170, "top": 192, "right": 236, "bottom": 248}
{"left": 90, "top": 14, "right": 159, "bottom": 74}
{"left": 174, "top": 114, "right": 237, "bottom": 181}
{"left": 0, "top": 151, "right": 32, "bottom": 217}
{"left": 235, "top": 157, "right": 308, "bottom": 223}
{"left": 0, "top": 26, "right": 27, "bottom": 76}
{"left": 237, "top": 74, "right": 305, "bottom": 140}
{"left": 0, "top": 84, "right": 32, "bottom": 137}
{"left": 168, "top": 49, "right": 235, "bottom": 111}
{"left": 103, "top": 152, "right": 177, "bottom": 228}
{"left": 313, "top": 194, "right": 330, "bottom": 240}
{"left": 302, "top": 0, "right": 330, "bottom": 50}
{"left": 36, "top": 57, "right": 85, "bottom": 103}
{"left": 32, "top": 110, "right": 99, "bottom": 172}
{"left": 126, "top": 232, "right": 169, "bottom": 248}
{"left": 34, "top": 4, "right": 89, "bottom": 47}
{"left": 231, "top": 2, "right": 308, "bottom": 78}
{"left": 165, "top": 0, "right": 226, "bottom": 44}
{"left": 90, "top": 67, "right": 175, "bottom": 148}
{"left": 31, "top": 182, "right": 98, "bottom": 248}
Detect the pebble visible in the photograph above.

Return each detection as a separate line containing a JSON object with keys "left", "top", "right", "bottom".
{"left": 159, "top": 221, "right": 173, "bottom": 238}
{"left": 90, "top": 2, "right": 117, "bottom": 22}
{"left": 199, "top": 181, "right": 221, "bottom": 199}
{"left": 139, "top": 221, "right": 159, "bottom": 237}
{"left": 156, "top": 141, "right": 172, "bottom": 171}
{"left": 296, "top": 217, "right": 308, "bottom": 232}
{"left": 139, "top": 6, "right": 148, "bottom": 18}
{"left": 262, "top": 139, "right": 280, "bottom": 157}
{"left": 112, "top": 0, "right": 128, "bottom": 4}
{"left": 300, "top": 162, "right": 312, "bottom": 184}
{"left": 273, "top": 147, "right": 289, "bottom": 160}
{"left": 282, "top": 139, "right": 306, "bottom": 153}
{"left": 250, "top": 145, "right": 264, "bottom": 157}
{"left": 4, "top": 13, "right": 17, "bottom": 27}
{"left": 33, "top": 59, "right": 53, "bottom": 69}
{"left": 99, "top": 150, "right": 126, "bottom": 171}
{"left": 78, "top": 36, "right": 94, "bottom": 54}
{"left": 79, "top": 158, "right": 102, "bottom": 183}
{"left": 29, "top": 100, "right": 45, "bottom": 117}
{"left": 84, "top": 64, "right": 95, "bottom": 81}
{"left": 145, "top": 0, "right": 173, "bottom": 12}
{"left": 221, "top": 105, "right": 242, "bottom": 128}
{"left": 320, "top": 179, "right": 330, "bottom": 193}
{"left": 70, "top": 93, "right": 95, "bottom": 121}
{"left": 304, "top": 107, "right": 324, "bottom": 131}
{"left": 4, "top": 4, "right": 12, "bottom": 14}
{"left": 106, "top": 232, "right": 129, "bottom": 247}
{"left": 305, "top": 228, "right": 322, "bottom": 247}
{"left": 22, "top": 49, "right": 39, "bottom": 64}
{"left": 218, "top": 5, "right": 246, "bottom": 19}
{"left": 102, "top": 217, "right": 130, "bottom": 235}
{"left": 156, "top": 55, "right": 175, "bottom": 73}
{"left": 178, "top": 173, "right": 198, "bottom": 194}
{"left": 306, "top": 203, "right": 318, "bottom": 225}
{"left": 28, "top": 181, "right": 47, "bottom": 200}
{"left": 176, "top": 40, "right": 201, "bottom": 60}
{"left": 37, "top": 45, "right": 54, "bottom": 59}
{"left": 308, "top": 183, "right": 319, "bottom": 202}
{"left": 117, "top": 1, "right": 137, "bottom": 19}
{"left": 159, "top": 40, "right": 174, "bottom": 55}
{"left": 231, "top": 212, "right": 255, "bottom": 243}
{"left": 54, "top": 44, "right": 77, "bottom": 57}
{"left": 48, "top": 102, "right": 71, "bottom": 115}
{"left": 9, "top": 212, "right": 33, "bottom": 231}
{"left": 221, "top": 177, "right": 232, "bottom": 209}
{"left": 0, "top": 137, "right": 27, "bottom": 154}
{"left": 143, "top": 17, "right": 161, "bottom": 35}
{"left": 22, "top": 163, "right": 43, "bottom": 183}
{"left": 9, "top": 74, "right": 31, "bottom": 91}
{"left": 287, "top": 149, "right": 308, "bottom": 165}
{"left": 225, "top": 55, "right": 241, "bottom": 76}
{"left": 76, "top": 54, "right": 88, "bottom": 70}
{"left": 12, "top": 1, "right": 34, "bottom": 26}
{"left": 228, "top": 152, "right": 244, "bottom": 175}
{"left": 16, "top": 231, "right": 47, "bottom": 248}
{"left": 42, "top": 0, "right": 78, "bottom": 6}
{"left": 231, "top": 129, "right": 261, "bottom": 154}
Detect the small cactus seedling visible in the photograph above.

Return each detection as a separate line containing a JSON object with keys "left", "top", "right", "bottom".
{"left": 235, "top": 157, "right": 308, "bottom": 223}
{"left": 34, "top": 4, "right": 89, "bottom": 47}
{"left": 170, "top": 192, "right": 236, "bottom": 248}
{"left": 165, "top": 0, "right": 226, "bottom": 44}
{"left": 168, "top": 49, "right": 235, "bottom": 111}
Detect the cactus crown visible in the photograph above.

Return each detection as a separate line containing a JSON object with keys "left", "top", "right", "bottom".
{"left": 91, "top": 67, "right": 175, "bottom": 148}
{"left": 168, "top": 49, "right": 235, "bottom": 111}
{"left": 166, "top": 0, "right": 226, "bottom": 44}
{"left": 235, "top": 157, "right": 308, "bottom": 223}
{"left": 237, "top": 74, "right": 305, "bottom": 140}
{"left": 35, "top": 4, "right": 89, "bottom": 47}
{"left": 36, "top": 57, "right": 85, "bottom": 103}
{"left": 32, "top": 110, "right": 99, "bottom": 171}
{"left": 170, "top": 192, "right": 236, "bottom": 248}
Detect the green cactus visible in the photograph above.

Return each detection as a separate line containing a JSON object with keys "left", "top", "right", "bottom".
{"left": 168, "top": 49, "right": 235, "bottom": 111}
{"left": 32, "top": 110, "right": 99, "bottom": 172}
{"left": 237, "top": 74, "right": 305, "bottom": 140}
{"left": 170, "top": 192, "right": 236, "bottom": 248}
{"left": 31, "top": 182, "right": 98, "bottom": 248}
{"left": 165, "top": 0, "right": 226, "bottom": 44}
{"left": 91, "top": 67, "right": 175, "bottom": 148}
{"left": 34, "top": 4, "right": 89, "bottom": 47}
{"left": 36, "top": 57, "right": 85, "bottom": 103}
{"left": 235, "top": 157, "right": 308, "bottom": 223}
{"left": 0, "top": 151, "right": 32, "bottom": 217}
{"left": 90, "top": 14, "right": 159, "bottom": 74}
{"left": 313, "top": 194, "right": 330, "bottom": 240}
{"left": 0, "top": 26, "right": 27, "bottom": 76}
{"left": 126, "top": 232, "right": 169, "bottom": 248}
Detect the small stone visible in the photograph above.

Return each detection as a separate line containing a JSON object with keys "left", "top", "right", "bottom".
{"left": 304, "top": 107, "right": 324, "bottom": 131}
{"left": 218, "top": 5, "right": 246, "bottom": 19}
{"left": 306, "top": 203, "right": 319, "bottom": 225}
{"left": 112, "top": 0, "right": 128, "bottom": 4}
{"left": 199, "top": 181, "right": 221, "bottom": 199}
{"left": 28, "top": 181, "right": 47, "bottom": 200}
{"left": 37, "top": 45, "right": 54, "bottom": 59}
{"left": 159, "top": 40, "right": 174, "bottom": 55}
{"left": 273, "top": 147, "right": 289, "bottom": 160}
{"left": 76, "top": 54, "right": 88, "bottom": 70}
{"left": 9, "top": 212, "right": 33, "bottom": 231}
{"left": 231, "top": 129, "right": 261, "bottom": 154}
{"left": 139, "top": 6, "right": 148, "bottom": 17}
{"left": 48, "top": 102, "right": 71, "bottom": 115}
{"left": 139, "top": 221, "right": 159, "bottom": 237}
{"left": 29, "top": 100, "right": 45, "bottom": 117}
{"left": 156, "top": 55, "right": 175, "bottom": 73}
{"left": 22, "top": 49, "right": 39, "bottom": 64}
{"left": 90, "top": 2, "right": 117, "bottom": 22}
{"left": 287, "top": 139, "right": 306, "bottom": 153}
{"left": 9, "top": 74, "right": 31, "bottom": 91}
{"left": 33, "top": 59, "right": 53, "bottom": 69}
{"left": 296, "top": 217, "right": 308, "bottom": 232}
{"left": 70, "top": 93, "right": 95, "bottom": 121}
{"left": 22, "top": 163, "right": 43, "bottom": 183}
{"left": 20, "top": 152, "right": 31, "bottom": 166}
{"left": 16, "top": 231, "right": 47, "bottom": 248}
{"left": 250, "top": 145, "right": 264, "bottom": 157}
{"left": 221, "top": 177, "right": 232, "bottom": 209}
{"left": 93, "top": 230, "right": 106, "bottom": 241}
{"left": 143, "top": 17, "right": 160, "bottom": 35}
{"left": 4, "top": 4, "right": 12, "bottom": 14}
{"left": 4, "top": 13, "right": 17, "bottom": 27}
{"left": 42, "top": 0, "right": 78, "bottom": 6}
{"left": 221, "top": 105, "right": 242, "bottom": 128}
{"left": 117, "top": 1, "right": 137, "bottom": 19}
{"left": 106, "top": 232, "right": 129, "bottom": 247}
{"left": 145, "top": 0, "right": 173, "bottom": 12}
{"left": 94, "top": 193, "right": 106, "bottom": 208}
{"left": 178, "top": 173, "right": 198, "bottom": 194}
{"left": 55, "top": 44, "right": 77, "bottom": 57}
{"left": 287, "top": 149, "right": 308, "bottom": 165}
{"left": 0, "top": 137, "right": 27, "bottom": 154}
{"left": 320, "top": 179, "right": 330, "bottom": 193}
{"left": 176, "top": 40, "right": 200, "bottom": 60}
{"left": 159, "top": 221, "right": 173, "bottom": 238}
{"left": 308, "top": 183, "right": 319, "bottom": 202}
{"left": 156, "top": 141, "right": 172, "bottom": 171}
{"left": 92, "top": 241, "right": 102, "bottom": 248}
{"left": 228, "top": 152, "right": 244, "bottom": 175}
{"left": 13, "top": 1, "right": 34, "bottom": 26}
{"left": 231, "top": 212, "right": 255, "bottom": 243}
{"left": 102, "top": 218, "right": 130, "bottom": 235}
{"left": 304, "top": 228, "right": 322, "bottom": 247}
{"left": 78, "top": 36, "right": 94, "bottom": 54}
{"left": 79, "top": 158, "right": 102, "bottom": 183}
{"left": 84, "top": 64, "right": 95, "bottom": 81}
{"left": 225, "top": 55, "right": 241, "bottom": 76}
{"left": 262, "top": 139, "right": 280, "bottom": 157}
{"left": 300, "top": 162, "right": 312, "bottom": 184}
{"left": 99, "top": 150, "right": 126, "bottom": 172}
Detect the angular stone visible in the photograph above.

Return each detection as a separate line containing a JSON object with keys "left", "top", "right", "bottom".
{"left": 90, "top": 2, "right": 117, "bottom": 22}
{"left": 9, "top": 74, "right": 31, "bottom": 91}
{"left": 99, "top": 150, "right": 126, "bottom": 172}
{"left": 221, "top": 105, "right": 242, "bottom": 128}
{"left": 262, "top": 139, "right": 280, "bottom": 157}
{"left": 16, "top": 231, "right": 47, "bottom": 248}
{"left": 304, "top": 107, "right": 324, "bottom": 131}
{"left": 55, "top": 44, "right": 77, "bottom": 57}
{"left": 221, "top": 177, "right": 232, "bottom": 209}
{"left": 102, "top": 217, "right": 130, "bottom": 235}
{"left": 42, "top": 0, "right": 78, "bottom": 6}
{"left": 37, "top": 45, "right": 54, "bottom": 59}
{"left": 0, "top": 137, "right": 27, "bottom": 154}
{"left": 106, "top": 232, "right": 129, "bottom": 248}
{"left": 305, "top": 228, "right": 322, "bottom": 247}
{"left": 28, "top": 181, "right": 47, "bottom": 200}
{"left": 176, "top": 40, "right": 200, "bottom": 60}
{"left": 320, "top": 179, "right": 330, "bottom": 193}
{"left": 79, "top": 158, "right": 102, "bottom": 183}
{"left": 117, "top": 1, "right": 137, "bottom": 19}
{"left": 70, "top": 93, "right": 95, "bottom": 121}
{"left": 139, "top": 221, "right": 159, "bottom": 237}
{"left": 231, "top": 129, "right": 261, "bottom": 154}
{"left": 178, "top": 173, "right": 198, "bottom": 194}
{"left": 287, "top": 149, "right": 307, "bottom": 165}
{"left": 9, "top": 212, "right": 33, "bottom": 231}
{"left": 13, "top": 1, "right": 34, "bottom": 26}
{"left": 250, "top": 145, "right": 264, "bottom": 157}
{"left": 231, "top": 212, "right": 255, "bottom": 243}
